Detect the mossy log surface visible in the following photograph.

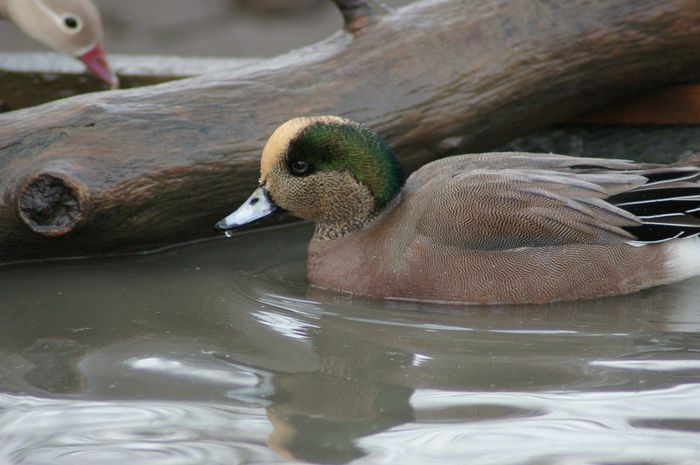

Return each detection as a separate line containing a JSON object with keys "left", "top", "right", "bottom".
{"left": 1, "top": 0, "right": 700, "bottom": 261}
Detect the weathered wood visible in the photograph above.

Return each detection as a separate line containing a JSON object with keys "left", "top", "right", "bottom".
{"left": 567, "top": 83, "right": 700, "bottom": 125}
{"left": 1, "top": 0, "right": 700, "bottom": 261}
{"left": 0, "top": 52, "right": 258, "bottom": 111}
{"left": 4, "top": 52, "right": 700, "bottom": 125}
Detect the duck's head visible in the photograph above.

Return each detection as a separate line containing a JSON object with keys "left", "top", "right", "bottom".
{"left": 5, "top": 0, "right": 118, "bottom": 88}
{"left": 217, "top": 116, "right": 405, "bottom": 238}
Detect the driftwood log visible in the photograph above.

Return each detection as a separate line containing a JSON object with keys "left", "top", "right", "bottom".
{"left": 1, "top": 0, "right": 700, "bottom": 261}
{"left": 3, "top": 53, "right": 700, "bottom": 124}
{"left": 0, "top": 53, "right": 257, "bottom": 111}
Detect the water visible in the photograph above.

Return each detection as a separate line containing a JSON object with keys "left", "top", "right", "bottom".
{"left": 0, "top": 222, "right": 699, "bottom": 465}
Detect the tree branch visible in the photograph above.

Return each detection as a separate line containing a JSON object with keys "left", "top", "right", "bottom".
{"left": 331, "top": 0, "right": 376, "bottom": 32}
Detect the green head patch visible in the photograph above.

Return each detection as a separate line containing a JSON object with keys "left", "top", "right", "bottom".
{"left": 285, "top": 119, "right": 405, "bottom": 208}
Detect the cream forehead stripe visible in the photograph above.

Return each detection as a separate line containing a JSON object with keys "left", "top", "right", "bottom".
{"left": 259, "top": 116, "right": 352, "bottom": 181}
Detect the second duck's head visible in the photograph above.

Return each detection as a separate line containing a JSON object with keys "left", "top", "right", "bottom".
{"left": 4, "top": 0, "right": 118, "bottom": 87}
{"left": 217, "top": 116, "right": 405, "bottom": 238}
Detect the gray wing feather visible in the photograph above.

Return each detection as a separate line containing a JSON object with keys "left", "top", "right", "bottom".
{"left": 412, "top": 160, "right": 647, "bottom": 250}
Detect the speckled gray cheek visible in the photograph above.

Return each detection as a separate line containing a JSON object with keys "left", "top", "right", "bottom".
{"left": 264, "top": 164, "right": 377, "bottom": 240}
{"left": 265, "top": 164, "right": 317, "bottom": 219}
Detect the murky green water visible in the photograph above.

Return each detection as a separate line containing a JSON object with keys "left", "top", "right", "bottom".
{"left": 0, "top": 223, "right": 699, "bottom": 464}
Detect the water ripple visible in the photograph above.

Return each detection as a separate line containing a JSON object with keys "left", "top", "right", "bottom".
{"left": 253, "top": 309, "right": 319, "bottom": 342}
{"left": 0, "top": 394, "right": 278, "bottom": 465}
{"left": 126, "top": 356, "right": 260, "bottom": 386}
{"left": 411, "top": 383, "right": 700, "bottom": 420}
{"left": 589, "top": 359, "right": 700, "bottom": 372}
{"left": 387, "top": 384, "right": 700, "bottom": 465}
{"left": 360, "top": 422, "right": 700, "bottom": 465}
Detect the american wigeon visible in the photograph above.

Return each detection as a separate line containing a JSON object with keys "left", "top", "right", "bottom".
{"left": 0, "top": 0, "right": 118, "bottom": 87}
{"left": 217, "top": 116, "right": 700, "bottom": 304}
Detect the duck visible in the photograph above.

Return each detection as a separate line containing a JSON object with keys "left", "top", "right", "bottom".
{"left": 216, "top": 116, "right": 700, "bottom": 305}
{"left": 0, "top": 0, "right": 118, "bottom": 88}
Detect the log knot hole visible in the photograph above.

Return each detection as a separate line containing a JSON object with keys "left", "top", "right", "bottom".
{"left": 18, "top": 174, "right": 87, "bottom": 237}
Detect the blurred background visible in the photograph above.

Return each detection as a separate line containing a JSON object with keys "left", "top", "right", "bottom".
{"left": 0, "top": 0, "right": 411, "bottom": 57}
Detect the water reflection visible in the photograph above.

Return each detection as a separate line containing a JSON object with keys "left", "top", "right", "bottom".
{"left": 0, "top": 394, "right": 276, "bottom": 465}
{"left": 0, "top": 223, "right": 698, "bottom": 464}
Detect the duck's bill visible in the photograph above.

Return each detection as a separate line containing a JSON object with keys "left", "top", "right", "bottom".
{"left": 216, "top": 186, "right": 278, "bottom": 231}
{"left": 78, "top": 43, "right": 119, "bottom": 89}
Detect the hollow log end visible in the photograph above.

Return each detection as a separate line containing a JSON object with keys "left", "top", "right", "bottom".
{"left": 332, "top": 0, "right": 377, "bottom": 33}
{"left": 18, "top": 173, "right": 88, "bottom": 237}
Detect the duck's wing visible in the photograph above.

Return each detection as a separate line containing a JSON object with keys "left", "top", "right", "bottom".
{"left": 412, "top": 161, "right": 700, "bottom": 250}
{"left": 607, "top": 175, "right": 700, "bottom": 243}
{"left": 408, "top": 152, "right": 646, "bottom": 187}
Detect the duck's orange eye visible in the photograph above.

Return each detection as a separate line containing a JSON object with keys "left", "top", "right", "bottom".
{"left": 290, "top": 160, "right": 310, "bottom": 175}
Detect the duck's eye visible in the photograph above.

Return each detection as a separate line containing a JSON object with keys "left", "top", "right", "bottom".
{"left": 290, "top": 160, "right": 310, "bottom": 176}
{"left": 63, "top": 16, "right": 80, "bottom": 30}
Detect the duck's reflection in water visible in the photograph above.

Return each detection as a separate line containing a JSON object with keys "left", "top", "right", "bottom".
{"left": 0, "top": 224, "right": 698, "bottom": 464}
{"left": 264, "top": 318, "right": 415, "bottom": 463}
{"left": 258, "top": 278, "right": 700, "bottom": 463}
